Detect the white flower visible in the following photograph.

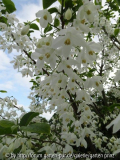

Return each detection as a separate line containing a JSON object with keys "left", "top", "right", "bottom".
{"left": 106, "top": 113, "right": 120, "bottom": 133}
{"left": 85, "top": 76, "right": 103, "bottom": 92}
{"left": 65, "top": 8, "right": 72, "bottom": 20}
{"left": 0, "top": 4, "right": 6, "bottom": 10}
{"left": 77, "top": 2, "right": 98, "bottom": 23}
{"left": 0, "top": 146, "right": 8, "bottom": 160}
{"left": 60, "top": 112, "right": 75, "bottom": 124}
{"left": 73, "top": 18, "right": 90, "bottom": 33}
{"left": 52, "top": 27, "right": 87, "bottom": 58}
{"left": 113, "top": 149, "right": 120, "bottom": 155}
{"left": 63, "top": 144, "right": 73, "bottom": 154}
{"left": 36, "top": 9, "right": 52, "bottom": 28}
{"left": 38, "top": 146, "right": 54, "bottom": 154}
{"left": 76, "top": 89, "right": 90, "bottom": 103}
{"left": 79, "top": 137, "right": 87, "bottom": 148}
{"left": 114, "top": 70, "right": 120, "bottom": 82}
{"left": 21, "top": 68, "right": 33, "bottom": 77}
{"left": 31, "top": 47, "right": 56, "bottom": 69}
{"left": 77, "top": 49, "right": 92, "bottom": 67}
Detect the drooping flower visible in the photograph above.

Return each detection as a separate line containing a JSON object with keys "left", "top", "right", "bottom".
{"left": 36, "top": 9, "right": 52, "bottom": 28}
{"left": 106, "top": 113, "right": 120, "bottom": 133}
{"left": 52, "top": 27, "right": 87, "bottom": 58}
{"left": 85, "top": 76, "right": 103, "bottom": 92}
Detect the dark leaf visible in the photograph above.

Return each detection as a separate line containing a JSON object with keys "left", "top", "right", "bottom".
{"left": 42, "top": 0, "right": 57, "bottom": 9}
{"left": 20, "top": 123, "right": 50, "bottom": 134}
{"left": 20, "top": 112, "right": 39, "bottom": 126}
{"left": 0, "top": 90, "right": 7, "bottom": 93}
{"left": 30, "top": 23, "right": 39, "bottom": 30}
{"left": 2, "top": 0, "right": 16, "bottom": 13}
{"left": 0, "top": 120, "right": 15, "bottom": 128}
{"left": 48, "top": 7, "right": 58, "bottom": 14}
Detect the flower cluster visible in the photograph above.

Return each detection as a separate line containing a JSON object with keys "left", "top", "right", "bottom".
{"left": 0, "top": 0, "right": 120, "bottom": 159}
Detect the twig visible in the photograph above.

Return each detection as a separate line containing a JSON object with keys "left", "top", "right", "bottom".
{"left": 42, "top": 68, "right": 49, "bottom": 76}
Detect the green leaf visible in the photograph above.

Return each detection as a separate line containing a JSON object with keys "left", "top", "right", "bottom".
{"left": 30, "top": 23, "right": 39, "bottom": 30}
{"left": 0, "top": 126, "right": 12, "bottom": 135}
{"left": 44, "top": 24, "right": 52, "bottom": 33}
{"left": 58, "top": 0, "right": 65, "bottom": 6}
{"left": 58, "top": 0, "right": 62, "bottom": 4}
{"left": 54, "top": 18, "right": 60, "bottom": 27}
{"left": 115, "top": 0, "right": 120, "bottom": 6}
{"left": 48, "top": 7, "right": 58, "bottom": 14}
{"left": 0, "top": 16, "right": 7, "bottom": 24}
{"left": 108, "top": 103, "right": 120, "bottom": 112}
{"left": 114, "top": 29, "right": 119, "bottom": 36}
{"left": 13, "top": 145, "right": 22, "bottom": 154}
{"left": 0, "top": 90, "right": 7, "bottom": 93}
{"left": 95, "top": 0, "right": 101, "bottom": 5}
{"left": 86, "top": 72, "right": 93, "bottom": 77}
{"left": 11, "top": 125, "right": 18, "bottom": 133}
{"left": 20, "top": 112, "right": 39, "bottom": 126}
{"left": 0, "top": 120, "right": 15, "bottom": 128}
{"left": 2, "top": 0, "right": 16, "bottom": 13}
{"left": 20, "top": 123, "right": 50, "bottom": 134}
{"left": 65, "top": 0, "right": 73, "bottom": 8}
{"left": 42, "top": 0, "right": 57, "bottom": 9}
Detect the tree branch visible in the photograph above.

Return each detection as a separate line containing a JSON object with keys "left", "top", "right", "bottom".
{"left": 102, "top": 26, "right": 120, "bottom": 50}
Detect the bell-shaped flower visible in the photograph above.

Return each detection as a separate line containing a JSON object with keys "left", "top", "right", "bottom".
{"left": 60, "top": 112, "right": 75, "bottom": 125}
{"left": 21, "top": 68, "right": 33, "bottom": 77}
{"left": 76, "top": 89, "right": 90, "bottom": 103}
{"left": 57, "top": 58, "right": 78, "bottom": 75}
{"left": 77, "top": 49, "right": 92, "bottom": 67}
{"left": 59, "top": 89, "right": 69, "bottom": 101}
{"left": 36, "top": 9, "right": 52, "bottom": 28}
{"left": 0, "top": 145, "right": 8, "bottom": 160}
{"left": 36, "top": 36, "right": 53, "bottom": 48}
{"left": 52, "top": 72, "right": 68, "bottom": 88}
{"left": 63, "top": 144, "right": 73, "bottom": 154}
{"left": 81, "top": 127, "right": 95, "bottom": 139}
{"left": 79, "top": 137, "right": 87, "bottom": 148}
{"left": 67, "top": 78, "right": 77, "bottom": 94}
{"left": 85, "top": 42, "right": 101, "bottom": 61}
{"left": 73, "top": 18, "right": 90, "bottom": 33}
{"left": 77, "top": 2, "right": 98, "bottom": 23}
{"left": 85, "top": 76, "right": 103, "bottom": 92}
{"left": 38, "top": 146, "right": 54, "bottom": 154}
{"left": 114, "top": 70, "right": 120, "bottom": 82}
{"left": 52, "top": 27, "right": 87, "bottom": 58}
{"left": 31, "top": 47, "right": 56, "bottom": 69}
{"left": 67, "top": 133, "right": 77, "bottom": 145}
{"left": 106, "top": 113, "right": 120, "bottom": 133}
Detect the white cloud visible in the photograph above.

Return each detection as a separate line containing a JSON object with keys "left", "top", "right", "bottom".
{"left": 0, "top": 51, "right": 32, "bottom": 93}
{"left": 41, "top": 111, "right": 54, "bottom": 120}
{"left": 0, "top": 51, "right": 11, "bottom": 70}
{"left": 0, "top": 81, "right": 14, "bottom": 90}
{"left": 16, "top": 2, "right": 42, "bottom": 22}
{"left": 14, "top": 73, "right": 32, "bottom": 89}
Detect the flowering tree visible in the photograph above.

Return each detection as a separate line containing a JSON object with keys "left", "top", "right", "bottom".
{"left": 0, "top": 0, "right": 120, "bottom": 159}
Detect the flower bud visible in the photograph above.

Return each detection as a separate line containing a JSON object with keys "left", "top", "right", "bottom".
{"left": 65, "top": 8, "right": 72, "bottom": 20}
{"left": 21, "top": 25, "right": 30, "bottom": 35}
